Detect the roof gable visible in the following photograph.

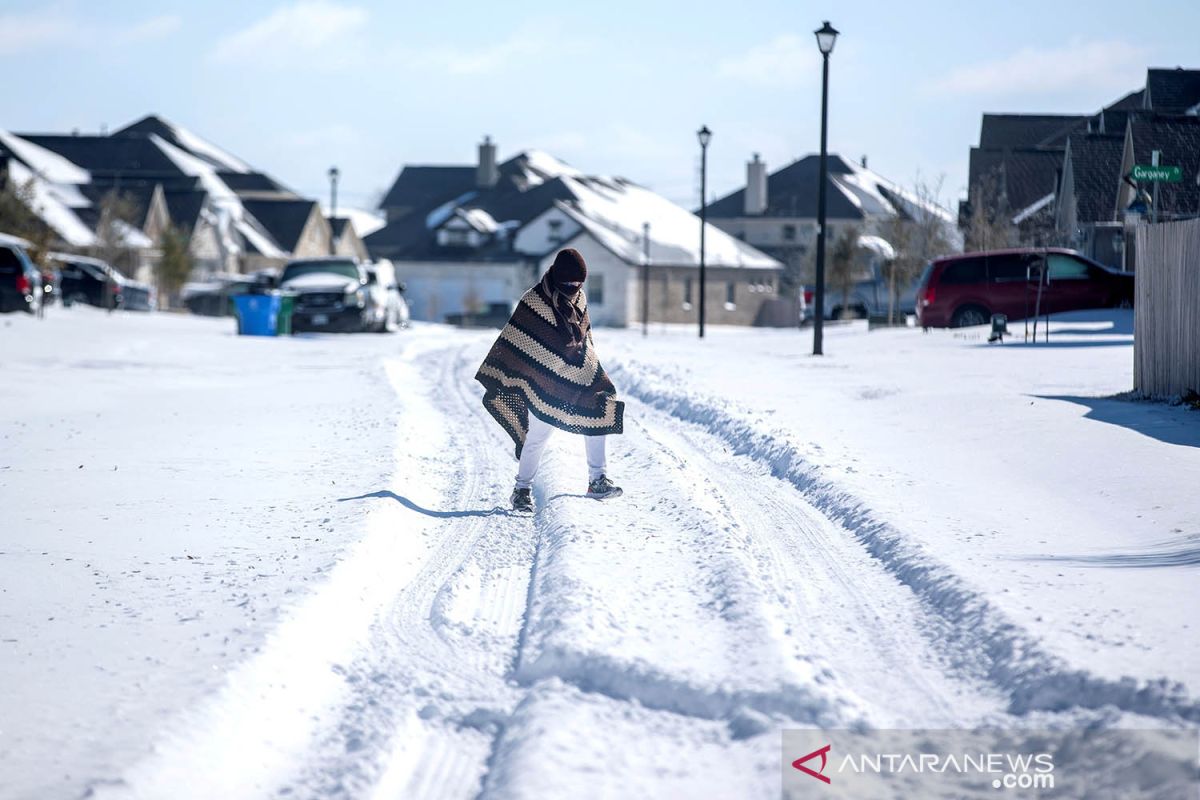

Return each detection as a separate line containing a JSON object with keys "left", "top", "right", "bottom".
{"left": 241, "top": 199, "right": 319, "bottom": 251}
{"left": 979, "top": 114, "right": 1089, "bottom": 149}
{"left": 1145, "top": 68, "right": 1200, "bottom": 113}
{"left": 1064, "top": 134, "right": 1125, "bottom": 223}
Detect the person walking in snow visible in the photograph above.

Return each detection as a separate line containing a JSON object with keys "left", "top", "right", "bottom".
{"left": 475, "top": 248, "right": 624, "bottom": 513}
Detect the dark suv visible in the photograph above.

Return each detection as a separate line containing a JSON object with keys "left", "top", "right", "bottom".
{"left": 916, "top": 248, "right": 1134, "bottom": 328}
{"left": 0, "top": 235, "right": 42, "bottom": 314}
{"left": 50, "top": 254, "right": 154, "bottom": 311}
{"left": 280, "top": 258, "right": 382, "bottom": 333}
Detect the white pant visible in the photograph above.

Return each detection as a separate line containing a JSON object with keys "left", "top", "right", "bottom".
{"left": 515, "top": 414, "right": 606, "bottom": 489}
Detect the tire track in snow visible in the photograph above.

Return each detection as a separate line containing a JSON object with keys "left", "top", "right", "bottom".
{"left": 624, "top": 400, "right": 1003, "bottom": 727}
{"left": 281, "top": 341, "right": 538, "bottom": 798}
{"left": 611, "top": 361, "right": 1200, "bottom": 724}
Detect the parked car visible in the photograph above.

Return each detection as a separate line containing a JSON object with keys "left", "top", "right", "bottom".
{"left": 0, "top": 233, "right": 43, "bottom": 314}
{"left": 280, "top": 257, "right": 389, "bottom": 333}
{"left": 364, "top": 259, "right": 409, "bottom": 331}
{"left": 800, "top": 236, "right": 919, "bottom": 322}
{"left": 801, "top": 262, "right": 922, "bottom": 322}
{"left": 182, "top": 274, "right": 274, "bottom": 317}
{"left": 39, "top": 265, "right": 58, "bottom": 306}
{"left": 50, "top": 254, "right": 153, "bottom": 311}
{"left": 445, "top": 302, "right": 513, "bottom": 328}
{"left": 114, "top": 271, "right": 154, "bottom": 311}
{"left": 915, "top": 248, "right": 1135, "bottom": 329}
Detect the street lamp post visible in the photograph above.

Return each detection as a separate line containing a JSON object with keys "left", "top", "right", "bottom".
{"left": 642, "top": 222, "right": 651, "bottom": 337}
{"left": 697, "top": 125, "right": 712, "bottom": 338}
{"left": 812, "top": 21, "right": 838, "bottom": 356}
{"left": 328, "top": 166, "right": 340, "bottom": 255}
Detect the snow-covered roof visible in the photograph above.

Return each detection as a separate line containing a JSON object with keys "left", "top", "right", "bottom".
{"left": 457, "top": 207, "right": 499, "bottom": 233}
{"left": 558, "top": 175, "right": 780, "bottom": 270}
{"left": 4, "top": 158, "right": 96, "bottom": 246}
{"left": 425, "top": 191, "right": 478, "bottom": 229}
{"left": 0, "top": 130, "right": 91, "bottom": 185}
{"left": 321, "top": 205, "right": 386, "bottom": 238}
{"left": 151, "top": 133, "right": 284, "bottom": 258}
{"left": 117, "top": 114, "right": 252, "bottom": 173}
{"left": 856, "top": 234, "right": 896, "bottom": 260}
{"left": 1012, "top": 192, "right": 1056, "bottom": 225}
{"left": 515, "top": 150, "right": 584, "bottom": 187}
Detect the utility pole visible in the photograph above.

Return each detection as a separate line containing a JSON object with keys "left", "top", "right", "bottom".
{"left": 328, "top": 166, "right": 340, "bottom": 255}
{"left": 642, "top": 222, "right": 651, "bottom": 337}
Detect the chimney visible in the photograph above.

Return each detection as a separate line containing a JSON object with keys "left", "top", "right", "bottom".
{"left": 477, "top": 135, "right": 498, "bottom": 188}
{"left": 861, "top": 155, "right": 868, "bottom": 169}
{"left": 744, "top": 153, "right": 767, "bottom": 215}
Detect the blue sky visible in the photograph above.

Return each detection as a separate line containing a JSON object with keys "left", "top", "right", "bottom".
{"left": 2, "top": 0, "right": 1197, "bottom": 214}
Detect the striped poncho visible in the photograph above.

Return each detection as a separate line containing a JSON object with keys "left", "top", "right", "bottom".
{"left": 475, "top": 283, "right": 624, "bottom": 458}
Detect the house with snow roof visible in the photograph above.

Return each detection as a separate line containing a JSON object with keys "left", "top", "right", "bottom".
{"left": 366, "top": 137, "right": 783, "bottom": 327}
{"left": 0, "top": 115, "right": 350, "bottom": 285}
{"left": 704, "top": 152, "right": 959, "bottom": 288}
{"left": 328, "top": 217, "right": 369, "bottom": 261}
{"left": 961, "top": 66, "right": 1200, "bottom": 267}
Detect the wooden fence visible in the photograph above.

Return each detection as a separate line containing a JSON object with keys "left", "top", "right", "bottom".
{"left": 1135, "top": 218, "right": 1200, "bottom": 399}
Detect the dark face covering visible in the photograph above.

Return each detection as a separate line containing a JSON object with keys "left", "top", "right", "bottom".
{"left": 539, "top": 271, "right": 586, "bottom": 350}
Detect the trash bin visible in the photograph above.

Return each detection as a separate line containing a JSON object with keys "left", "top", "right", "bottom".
{"left": 276, "top": 292, "right": 296, "bottom": 336}
{"left": 232, "top": 293, "right": 281, "bottom": 336}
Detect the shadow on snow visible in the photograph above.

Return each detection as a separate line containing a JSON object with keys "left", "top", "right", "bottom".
{"left": 1034, "top": 394, "right": 1200, "bottom": 449}
{"left": 338, "top": 490, "right": 508, "bottom": 519}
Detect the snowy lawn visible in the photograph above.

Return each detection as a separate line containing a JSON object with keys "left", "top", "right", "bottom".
{"left": 604, "top": 311, "right": 1200, "bottom": 697}
{"left": 1, "top": 306, "right": 1196, "bottom": 799}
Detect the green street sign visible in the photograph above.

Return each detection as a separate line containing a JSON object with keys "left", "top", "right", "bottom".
{"left": 1131, "top": 164, "right": 1182, "bottom": 182}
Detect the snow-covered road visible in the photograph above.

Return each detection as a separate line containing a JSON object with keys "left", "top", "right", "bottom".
{"left": 3, "top": 309, "right": 1196, "bottom": 799}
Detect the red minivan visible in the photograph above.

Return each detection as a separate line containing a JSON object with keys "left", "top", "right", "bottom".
{"left": 915, "top": 248, "right": 1134, "bottom": 328}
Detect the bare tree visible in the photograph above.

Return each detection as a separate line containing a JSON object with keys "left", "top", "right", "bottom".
{"left": 94, "top": 190, "right": 143, "bottom": 277}
{"left": 0, "top": 171, "right": 56, "bottom": 265}
{"left": 828, "top": 224, "right": 862, "bottom": 319}
{"left": 155, "top": 223, "right": 193, "bottom": 309}
{"left": 880, "top": 176, "right": 956, "bottom": 324}
{"left": 964, "top": 171, "right": 1018, "bottom": 252}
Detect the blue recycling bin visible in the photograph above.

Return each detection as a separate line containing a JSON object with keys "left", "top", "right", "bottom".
{"left": 233, "top": 293, "right": 281, "bottom": 336}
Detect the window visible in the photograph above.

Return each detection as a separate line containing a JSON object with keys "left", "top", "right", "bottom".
{"left": 1047, "top": 254, "right": 1090, "bottom": 280}
{"left": 782, "top": 224, "right": 797, "bottom": 241}
{"left": 589, "top": 274, "right": 604, "bottom": 305}
{"left": 438, "top": 226, "right": 474, "bottom": 247}
{"left": 939, "top": 258, "right": 987, "bottom": 285}
{"left": 683, "top": 277, "right": 693, "bottom": 310}
{"left": 987, "top": 255, "right": 1030, "bottom": 283}
{"left": 725, "top": 282, "right": 736, "bottom": 311}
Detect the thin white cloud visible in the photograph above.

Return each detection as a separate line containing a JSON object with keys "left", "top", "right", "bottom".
{"left": 717, "top": 34, "right": 816, "bottom": 87}
{"left": 393, "top": 20, "right": 571, "bottom": 76}
{"left": 931, "top": 39, "right": 1147, "bottom": 96}
{"left": 117, "top": 15, "right": 183, "bottom": 45}
{"left": 209, "top": 1, "right": 368, "bottom": 65}
{"left": 281, "top": 123, "right": 361, "bottom": 150}
{"left": 0, "top": 9, "right": 180, "bottom": 55}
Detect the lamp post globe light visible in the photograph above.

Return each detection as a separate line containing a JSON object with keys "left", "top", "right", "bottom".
{"left": 812, "top": 20, "right": 838, "bottom": 356}
{"left": 328, "top": 166, "right": 340, "bottom": 255}
{"left": 697, "top": 125, "right": 712, "bottom": 338}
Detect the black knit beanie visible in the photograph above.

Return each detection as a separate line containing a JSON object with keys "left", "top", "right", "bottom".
{"left": 550, "top": 248, "right": 587, "bottom": 285}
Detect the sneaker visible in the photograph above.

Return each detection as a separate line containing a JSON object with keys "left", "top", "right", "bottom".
{"left": 511, "top": 487, "right": 534, "bottom": 513}
{"left": 586, "top": 475, "right": 623, "bottom": 500}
